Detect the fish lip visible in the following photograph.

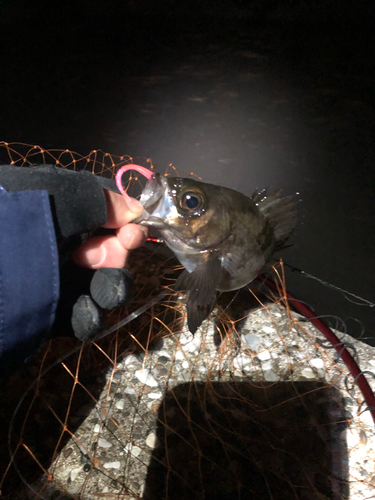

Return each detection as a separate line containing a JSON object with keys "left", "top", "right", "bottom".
{"left": 141, "top": 172, "right": 166, "bottom": 210}
{"left": 133, "top": 173, "right": 167, "bottom": 225}
{"left": 138, "top": 218, "right": 165, "bottom": 229}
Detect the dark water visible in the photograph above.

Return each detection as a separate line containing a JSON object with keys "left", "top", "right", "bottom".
{"left": 1, "top": 1, "right": 374, "bottom": 343}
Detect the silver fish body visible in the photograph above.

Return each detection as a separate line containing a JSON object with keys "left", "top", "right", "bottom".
{"left": 136, "top": 173, "right": 297, "bottom": 333}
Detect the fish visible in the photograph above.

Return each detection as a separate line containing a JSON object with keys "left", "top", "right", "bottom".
{"left": 135, "top": 173, "right": 297, "bottom": 334}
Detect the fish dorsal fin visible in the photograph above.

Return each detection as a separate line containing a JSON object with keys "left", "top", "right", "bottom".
{"left": 252, "top": 190, "right": 297, "bottom": 248}
{"left": 175, "top": 254, "right": 222, "bottom": 334}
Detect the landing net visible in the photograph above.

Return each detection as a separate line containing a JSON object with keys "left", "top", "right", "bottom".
{"left": 0, "top": 142, "right": 374, "bottom": 500}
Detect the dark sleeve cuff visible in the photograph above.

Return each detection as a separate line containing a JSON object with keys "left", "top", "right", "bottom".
{"left": 0, "top": 187, "right": 59, "bottom": 361}
{"left": 0, "top": 165, "right": 108, "bottom": 239}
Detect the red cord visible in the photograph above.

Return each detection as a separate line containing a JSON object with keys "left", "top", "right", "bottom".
{"left": 146, "top": 237, "right": 164, "bottom": 243}
{"left": 263, "top": 276, "right": 375, "bottom": 425}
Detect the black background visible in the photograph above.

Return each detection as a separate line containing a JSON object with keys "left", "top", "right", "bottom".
{"left": 1, "top": 0, "right": 374, "bottom": 343}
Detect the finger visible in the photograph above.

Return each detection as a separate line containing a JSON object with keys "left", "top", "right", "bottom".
{"left": 103, "top": 189, "right": 144, "bottom": 229}
{"left": 116, "top": 223, "right": 148, "bottom": 250}
{"left": 72, "top": 235, "right": 130, "bottom": 269}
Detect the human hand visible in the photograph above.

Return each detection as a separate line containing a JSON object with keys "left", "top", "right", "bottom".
{"left": 69, "top": 189, "right": 149, "bottom": 341}
{"left": 72, "top": 190, "right": 148, "bottom": 269}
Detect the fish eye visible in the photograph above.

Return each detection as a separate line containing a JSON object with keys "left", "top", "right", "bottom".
{"left": 179, "top": 190, "right": 205, "bottom": 212}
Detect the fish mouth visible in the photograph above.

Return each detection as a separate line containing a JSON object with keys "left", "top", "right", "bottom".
{"left": 133, "top": 173, "right": 167, "bottom": 228}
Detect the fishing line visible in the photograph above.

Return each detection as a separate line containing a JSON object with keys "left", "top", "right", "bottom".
{"left": 219, "top": 289, "right": 241, "bottom": 314}
{"left": 283, "top": 262, "right": 375, "bottom": 308}
{"left": 344, "top": 316, "right": 367, "bottom": 341}
{"left": 94, "top": 290, "right": 167, "bottom": 342}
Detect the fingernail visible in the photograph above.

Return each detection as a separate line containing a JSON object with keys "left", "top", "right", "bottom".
{"left": 128, "top": 225, "right": 148, "bottom": 249}
{"left": 84, "top": 245, "right": 107, "bottom": 267}
{"left": 127, "top": 197, "right": 144, "bottom": 215}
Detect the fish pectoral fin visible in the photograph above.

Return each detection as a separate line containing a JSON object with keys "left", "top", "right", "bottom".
{"left": 219, "top": 244, "right": 262, "bottom": 289}
{"left": 175, "top": 255, "right": 222, "bottom": 334}
{"left": 175, "top": 254, "right": 221, "bottom": 302}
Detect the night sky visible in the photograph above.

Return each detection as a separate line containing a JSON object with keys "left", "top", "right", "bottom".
{"left": 1, "top": 0, "right": 374, "bottom": 343}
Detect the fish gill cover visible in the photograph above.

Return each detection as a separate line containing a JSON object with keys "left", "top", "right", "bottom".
{"left": 0, "top": 143, "right": 374, "bottom": 500}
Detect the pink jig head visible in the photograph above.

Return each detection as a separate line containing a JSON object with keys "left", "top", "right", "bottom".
{"left": 115, "top": 164, "right": 153, "bottom": 204}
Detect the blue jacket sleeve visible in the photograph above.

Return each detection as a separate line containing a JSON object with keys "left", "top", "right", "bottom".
{"left": 0, "top": 185, "right": 59, "bottom": 363}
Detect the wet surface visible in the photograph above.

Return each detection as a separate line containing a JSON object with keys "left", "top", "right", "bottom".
{"left": 1, "top": 2, "right": 374, "bottom": 342}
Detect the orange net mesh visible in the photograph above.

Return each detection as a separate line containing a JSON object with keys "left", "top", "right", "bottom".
{"left": 0, "top": 143, "right": 374, "bottom": 500}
